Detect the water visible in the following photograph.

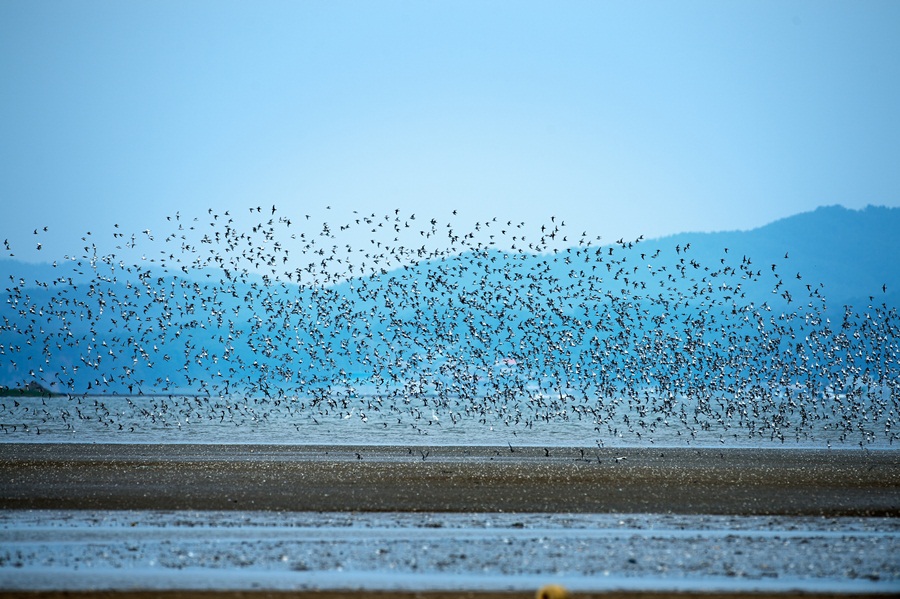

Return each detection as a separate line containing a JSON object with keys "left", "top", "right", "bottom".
{"left": 1, "top": 387, "right": 893, "bottom": 448}
{"left": 1, "top": 510, "right": 898, "bottom": 593}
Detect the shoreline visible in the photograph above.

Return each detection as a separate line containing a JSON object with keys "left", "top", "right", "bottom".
{"left": 2, "top": 444, "right": 898, "bottom": 515}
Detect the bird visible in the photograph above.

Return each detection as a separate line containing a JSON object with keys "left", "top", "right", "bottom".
{"left": 0, "top": 204, "right": 895, "bottom": 450}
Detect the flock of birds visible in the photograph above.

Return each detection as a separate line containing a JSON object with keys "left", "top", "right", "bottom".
{"left": 1, "top": 206, "right": 897, "bottom": 446}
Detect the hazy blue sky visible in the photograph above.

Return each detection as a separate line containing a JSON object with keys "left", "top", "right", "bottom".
{"left": 2, "top": 0, "right": 899, "bottom": 263}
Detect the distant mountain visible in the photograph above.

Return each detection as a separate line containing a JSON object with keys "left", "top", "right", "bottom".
{"left": 656, "top": 205, "right": 899, "bottom": 310}
{"left": 0, "top": 204, "right": 897, "bottom": 396}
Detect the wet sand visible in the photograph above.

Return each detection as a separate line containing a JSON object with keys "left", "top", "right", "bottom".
{"left": 1, "top": 444, "right": 898, "bottom": 515}
{"left": 2, "top": 445, "right": 899, "bottom": 598}
{"left": 0, "top": 592, "right": 897, "bottom": 599}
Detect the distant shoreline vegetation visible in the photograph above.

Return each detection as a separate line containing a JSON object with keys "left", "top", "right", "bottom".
{"left": 0, "top": 381, "right": 60, "bottom": 397}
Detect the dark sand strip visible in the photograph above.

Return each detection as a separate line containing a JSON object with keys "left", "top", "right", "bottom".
{"left": 1, "top": 444, "right": 898, "bottom": 515}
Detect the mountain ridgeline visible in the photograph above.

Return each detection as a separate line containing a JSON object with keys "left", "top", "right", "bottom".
{"left": 1, "top": 204, "right": 898, "bottom": 446}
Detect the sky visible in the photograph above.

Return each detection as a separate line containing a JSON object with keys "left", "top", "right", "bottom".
{"left": 1, "top": 0, "right": 899, "bottom": 265}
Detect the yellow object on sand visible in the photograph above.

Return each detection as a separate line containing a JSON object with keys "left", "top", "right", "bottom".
{"left": 536, "top": 583, "right": 571, "bottom": 599}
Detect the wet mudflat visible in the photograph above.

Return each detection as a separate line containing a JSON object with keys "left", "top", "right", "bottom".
{"left": 0, "top": 444, "right": 898, "bottom": 596}
{"left": 1, "top": 444, "right": 898, "bottom": 515}
{"left": 0, "top": 510, "right": 898, "bottom": 595}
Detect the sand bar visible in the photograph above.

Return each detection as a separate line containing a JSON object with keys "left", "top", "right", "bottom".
{"left": 2, "top": 444, "right": 898, "bottom": 515}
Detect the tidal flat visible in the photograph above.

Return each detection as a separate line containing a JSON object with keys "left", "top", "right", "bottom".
{"left": 0, "top": 444, "right": 898, "bottom": 597}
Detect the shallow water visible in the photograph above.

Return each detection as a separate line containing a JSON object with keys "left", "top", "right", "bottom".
{"left": 1, "top": 389, "right": 892, "bottom": 448}
{"left": 1, "top": 510, "right": 898, "bottom": 593}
